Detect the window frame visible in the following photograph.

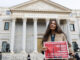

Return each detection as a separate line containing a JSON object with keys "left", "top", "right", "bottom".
{"left": 4, "top": 22, "right": 9, "bottom": 30}
{"left": 70, "top": 24, "right": 75, "bottom": 31}
{"left": 6, "top": 10, "right": 11, "bottom": 15}
{"left": 72, "top": 42, "right": 79, "bottom": 52}
{"left": 2, "top": 41, "right": 10, "bottom": 53}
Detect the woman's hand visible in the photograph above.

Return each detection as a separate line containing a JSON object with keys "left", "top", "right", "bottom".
{"left": 42, "top": 47, "right": 48, "bottom": 51}
{"left": 71, "top": 53, "right": 75, "bottom": 56}
{"left": 69, "top": 53, "right": 75, "bottom": 57}
{"left": 68, "top": 47, "right": 75, "bottom": 56}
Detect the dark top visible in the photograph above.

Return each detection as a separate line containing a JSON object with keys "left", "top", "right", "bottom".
{"left": 51, "top": 34, "right": 55, "bottom": 42}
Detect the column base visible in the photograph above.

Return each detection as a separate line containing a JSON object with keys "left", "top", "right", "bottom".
{"left": 11, "top": 51, "right": 14, "bottom": 54}
{"left": 21, "top": 51, "right": 27, "bottom": 54}
{"left": 33, "top": 50, "right": 38, "bottom": 53}
{"left": 30, "top": 50, "right": 44, "bottom": 60}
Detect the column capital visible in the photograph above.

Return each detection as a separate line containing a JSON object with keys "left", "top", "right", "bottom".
{"left": 23, "top": 18, "right": 27, "bottom": 22}
{"left": 12, "top": 19, "right": 16, "bottom": 22}
{"left": 46, "top": 18, "right": 50, "bottom": 21}
{"left": 11, "top": 17, "right": 16, "bottom": 20}
{"left": 23, "top": 18, "right": 27, "bottom": 20}
{"left": 33, "top": 18, "right": 38, "bottom": 21}
{"left": 11, "top": 18, "right": 16, "bottom": 22}
{"left": 46, "top": 18, "right": 50, "bottom": 20}
{"left": 56, "top": 18, "right": 60, "bottom": 20}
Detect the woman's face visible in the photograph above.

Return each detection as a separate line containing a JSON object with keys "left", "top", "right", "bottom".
{"left": 50, "top": 21, "right": 56, "bottom": 31}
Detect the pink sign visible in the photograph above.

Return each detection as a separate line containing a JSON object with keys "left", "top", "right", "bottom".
{"left": 44, "top": 41, "right": 69, "bottom": 59}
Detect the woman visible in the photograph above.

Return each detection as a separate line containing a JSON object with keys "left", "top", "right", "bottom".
{"left": 42, "top": 19, "right": 74, "bottom": 60}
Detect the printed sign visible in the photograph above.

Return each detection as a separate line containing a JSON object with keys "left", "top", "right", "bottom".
{"left": 44, "top": 41, "right": 69, "bottom": 59}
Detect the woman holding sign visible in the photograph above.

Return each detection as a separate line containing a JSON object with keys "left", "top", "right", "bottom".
{"left": 42, "top": 19, "right": 74, "bottom": 60}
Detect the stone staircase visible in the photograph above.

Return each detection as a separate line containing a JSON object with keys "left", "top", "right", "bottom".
{"left": 1, "top": 52, "right": 77, "bottom": 60}
{"left": 2, "top": 52, "right": 44, "bottom": 60}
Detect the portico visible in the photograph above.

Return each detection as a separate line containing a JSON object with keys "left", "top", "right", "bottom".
{"left": 10, "top": 17, "right": 70, "bottom": 53}
{"left": 1, "top": 0, "right": 80, "bottom": 60}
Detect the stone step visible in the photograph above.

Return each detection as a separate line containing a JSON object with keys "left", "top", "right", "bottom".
{"left": 1, "top": 52, "right": 44, "bottom": 60}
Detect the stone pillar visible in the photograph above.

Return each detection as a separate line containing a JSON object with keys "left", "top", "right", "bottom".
{"left": 67, "top": 20, "right": 72, "bottom": 44}
{"left": 76, "top": 18, "right": 80, "bottom": 48}
{"left": 10, "top": 18, "right": 16, "bottom": 53}
{"left": 46, "top": 19, "right": 49, "bottom": 28}
{"left": 57, "top": 19, "right": 60, "bottom": 25}
{"left": 22, "top": 18, "right": 27, "bottom": 53}
{"left": 33, "top": 18, "right": 37, "bottom": 52}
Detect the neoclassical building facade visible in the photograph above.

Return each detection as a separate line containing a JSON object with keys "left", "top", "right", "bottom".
{"left": 0, "top": 0, "right": 80, "bottom": 60}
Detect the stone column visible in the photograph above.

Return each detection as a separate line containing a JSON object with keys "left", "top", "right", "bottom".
{"left": 57, "top": 19, "right": 60, "bottom": 25}
{"left": 46, "top": 19, "right": 49, "bottom": 28}
{"left": 67, "top": 20, "right": 72, "bottom": 44}
{"left": 76, "top": 18, "right": 80, "bottom": 48}
{"left": 67, "top": 19, "right": 75, "bottom": 51}
{"left": 22, "top": 18, "right": 27, "bottom": 53}
{"left": 33, "top": 18, "right": 37, "bottom": 52}
{"left": 10, "top": 18, "right": 16, "bottom": 53}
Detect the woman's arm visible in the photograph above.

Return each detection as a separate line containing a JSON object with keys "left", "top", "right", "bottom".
{"left": 63, "top": 34, "right": 75, "bottom": 56}
{"left": 63, "top": 34, "right": 71, "bottom": 47}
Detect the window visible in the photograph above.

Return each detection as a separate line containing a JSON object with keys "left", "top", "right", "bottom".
{"left": 72, "top": 42, "right": 79, "bottom": 52}
{"left": 70, "top": 24, "right": 75, "bottom": 31}
{"left": 2, "top": 41, "right": 10, "bottom": 53}
{"left": 4, "top": 22, "right": 9, "bottom": 30}
{"left": 60, "top": 20, "right": 66, "bottom": 25}
{"left": 2, "top": 41, "right": 7, "bottom": 52}
{"left": 6, "top": 10, "right": 11, "bottom": 15}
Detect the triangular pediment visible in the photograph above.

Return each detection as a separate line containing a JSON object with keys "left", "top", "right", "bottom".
{"left": 10, "top": 0, "right": 71, "bottom": 13}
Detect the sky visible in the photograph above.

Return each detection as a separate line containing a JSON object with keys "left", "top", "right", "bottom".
{"left": 0, "top": 0, "right": 80, "bottom": 9}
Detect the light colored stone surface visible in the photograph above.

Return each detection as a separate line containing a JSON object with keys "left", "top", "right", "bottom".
{"left": 30, "top": 52, "right": 44, "bottom": 60}
{"left": 2, "top": 52, "right": 44, "bottom": 60}
{"left": 0, "top": 0, "right": 80, "bottom": 59}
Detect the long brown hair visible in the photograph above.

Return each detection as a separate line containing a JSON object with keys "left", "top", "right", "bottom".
{"left": 42, "top": 19, "right": 64, "bottom": 44}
